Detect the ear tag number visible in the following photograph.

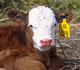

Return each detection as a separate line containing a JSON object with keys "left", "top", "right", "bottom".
{"left": 59, "top": 18, "right": 70, "bottom": 38}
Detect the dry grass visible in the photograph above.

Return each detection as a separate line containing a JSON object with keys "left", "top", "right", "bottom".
{"left": 55, "top": 23, "right": 80, "bottom": 70}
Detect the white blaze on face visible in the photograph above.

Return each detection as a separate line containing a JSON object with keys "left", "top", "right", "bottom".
{"left": 29, "top": 6, "right": 57, "bottom": 51}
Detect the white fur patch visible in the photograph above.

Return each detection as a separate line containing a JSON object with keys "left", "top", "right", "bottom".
{"left": 29, "top": 6, "right": 57, "bottom": 51}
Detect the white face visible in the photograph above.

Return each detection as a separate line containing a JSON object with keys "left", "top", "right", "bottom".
{"left": 28, "top": 6, "right": 57, "bottom": 51}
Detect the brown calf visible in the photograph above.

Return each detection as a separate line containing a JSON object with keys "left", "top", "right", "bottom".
{"left": 0, "top": 7, "right": 74, "bottom": 70}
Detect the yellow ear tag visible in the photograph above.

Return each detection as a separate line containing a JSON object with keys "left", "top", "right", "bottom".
{"left": 59, "top": 18, "right": 70, "bottom": 38}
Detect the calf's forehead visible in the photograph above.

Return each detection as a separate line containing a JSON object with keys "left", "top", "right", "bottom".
{"left": 29, "top": 6, "right": 57, "bottom": 27}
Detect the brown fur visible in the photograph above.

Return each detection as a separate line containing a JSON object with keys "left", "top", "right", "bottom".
{"left": 0, "top": 24, "right": 47, "bottom": 70}
{"left": 55, "top": 10, "right": 74, "bottom": 23}
{"left": 0, "top": 68, "right": 7, "bottom": 70}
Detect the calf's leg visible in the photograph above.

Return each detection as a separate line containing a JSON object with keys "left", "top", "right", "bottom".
{"left": 14, "top": 56, "right": 47, "bottom": 70}
{"left": 50, "top": 54, "right": 63, "bottom": 70}
{"left": 0, "top": 68, "right": 7, "bottom": 70}
{"left": 49, "top": 47, "right": 63, "bottom": 70}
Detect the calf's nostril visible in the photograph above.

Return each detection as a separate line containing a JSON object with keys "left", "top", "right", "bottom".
{"left": 40, "top": 40, "right": 44, "bottom": 43}
{"left": 49, "top": 40, "right": 52, "bottom": 43}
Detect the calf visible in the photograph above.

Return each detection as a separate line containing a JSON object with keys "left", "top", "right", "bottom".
{"left": 0, "top": 6, "right": 74, "bottom": 70}
{"left": 28, "top": 6, "right": 74, "bottom": 70}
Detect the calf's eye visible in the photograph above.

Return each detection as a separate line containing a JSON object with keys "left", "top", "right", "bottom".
{"left": 29, "top": 25, "right": 33, "bottom": 27}
{"left": 54, "top": 24, "right": 56, "bottom": 26}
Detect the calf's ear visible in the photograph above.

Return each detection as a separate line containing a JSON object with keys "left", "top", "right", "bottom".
{"left": 55, "top": 10, "right": 74, "bottom": 23}
{"left": 7, "top": 9, "right": 27, "bottom": 24}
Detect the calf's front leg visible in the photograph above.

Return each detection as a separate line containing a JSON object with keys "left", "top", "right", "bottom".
{"left": 49, "top": 47, "right": 63, "bottom": 70}
{"left": 0, "top": 68, "right": 7, "bottom": 70}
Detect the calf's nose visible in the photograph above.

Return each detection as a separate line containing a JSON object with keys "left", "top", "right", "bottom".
{"left": 40, "top": 39, "right": 52, "bottom": 47}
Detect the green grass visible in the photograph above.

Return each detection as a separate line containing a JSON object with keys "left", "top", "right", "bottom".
{"left": 0, "top": 0, "right": 80, "bottom": 23}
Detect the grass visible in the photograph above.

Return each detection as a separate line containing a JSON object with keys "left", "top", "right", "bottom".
{"left": 0, "top": 0, "right": 80, "bottom": 23}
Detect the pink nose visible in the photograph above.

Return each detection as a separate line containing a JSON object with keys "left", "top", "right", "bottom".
{"left": 40, "top": 39, "right": 52, "bottom": 47}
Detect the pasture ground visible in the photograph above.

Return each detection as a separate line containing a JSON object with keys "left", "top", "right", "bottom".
{"left": 55, "top": 24, "right": 80, "bottom": 70}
